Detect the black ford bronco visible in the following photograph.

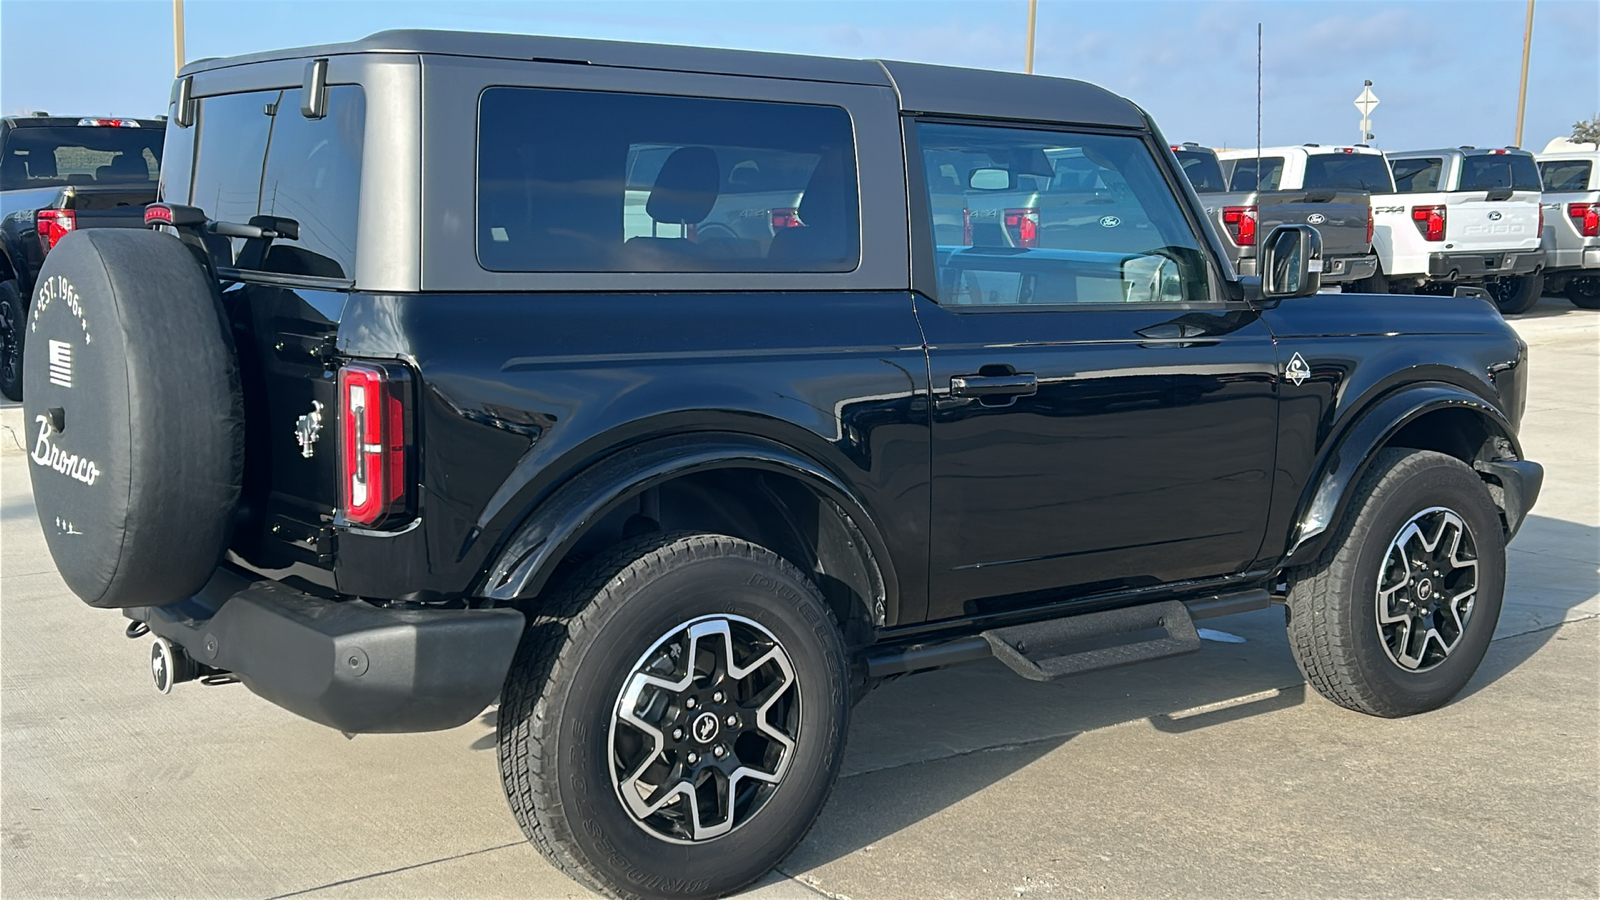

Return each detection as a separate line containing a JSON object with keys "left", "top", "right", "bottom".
{"left": 25, "top": 31, "right": 1542, "bottom": 900}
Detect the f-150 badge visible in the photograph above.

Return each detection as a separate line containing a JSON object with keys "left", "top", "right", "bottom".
{"left": 295, "top": 400, "right": 324, "bottom": 459}
{"left": 1285, "top": 352, "right": 1311, "bottom": 386}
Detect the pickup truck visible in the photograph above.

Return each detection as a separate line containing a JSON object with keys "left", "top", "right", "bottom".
{"left": 25, "top": 31, "right": 1543, "bottom": 900}
{"left": 0, "top": 115, "right": 166, "bottom": 399}
{"left": 1384, "top": 147, "right": 1545, "bottom": 313}
{"left": 1536, "top": 150, "right": 1599, "bottom": 308}
{"left": 1209, "top": 144, "right": 1376, "bottom": 285}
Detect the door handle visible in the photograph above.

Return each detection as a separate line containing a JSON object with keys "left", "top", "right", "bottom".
{"left": 950, "top": 373, "right": 1038, "bottom": 397}
{"left": 1136, "top": 322, "right": 1207, "bottom": 340}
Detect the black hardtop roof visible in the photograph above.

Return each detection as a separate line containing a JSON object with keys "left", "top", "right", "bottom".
{"left": 178, "top": 29, "right": 1147, "bottom": 129}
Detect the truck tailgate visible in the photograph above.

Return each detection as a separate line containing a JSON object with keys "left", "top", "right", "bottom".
{"left": 1257, "top": 190, "right": 1370, "bottom": 258}
{"left": 1445, "top": 193, "right": 1541, "bottom": 253}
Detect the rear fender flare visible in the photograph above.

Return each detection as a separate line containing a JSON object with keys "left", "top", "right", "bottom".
{"left": 475, "top": 433, "right": 897, "bottom": 624}
{"left": 1284, "top": 383, "right": 1520, "bottom": 564}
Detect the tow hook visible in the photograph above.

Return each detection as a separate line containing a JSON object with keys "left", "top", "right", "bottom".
{"left": 150, "top": 637, "right": 198, "bottom": 694}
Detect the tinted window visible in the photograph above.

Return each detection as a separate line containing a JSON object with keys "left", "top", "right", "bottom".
{"left": 477, "top": 88, "right": 859, "bottom": 273}
{"left": 1391, "top": 157, "right": 1442, "bottom": 193}
{"left": 1539, "top": 159, "right": 1593, "bottom": 192}
{"left": 1173, "top": 149, "right": 1226, "bottom": 193}
{"left": 0, "top": 125, "right": 162, "bottom": 191}
{"left": 1460, "top": 154, "right": 1542, "bottom": 192}
{"left": 186, "top": 87, "right": 365, "bottom": 280}
{"left": 1227, "top": 156, "right": 1283, "bottom": 192}
{"left": 917, "top": 122, "right": 1211, "bottom": 306}
{"left": 1303, "top": 154, "right": 1394, "bottom": 192}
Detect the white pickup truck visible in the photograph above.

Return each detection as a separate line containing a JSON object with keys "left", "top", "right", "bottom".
{"left": 1383, "top": 147, "right": 1545, "bottom": 313}
{"left": 1536, "top": 149, "right": 1599, "bottom": 309}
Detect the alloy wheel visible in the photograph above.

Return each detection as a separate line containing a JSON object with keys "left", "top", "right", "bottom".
{"left": 1375, "top": 506, "right": 1479, "bottom": 672}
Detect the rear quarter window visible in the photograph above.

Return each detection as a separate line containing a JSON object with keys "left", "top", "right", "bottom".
{"left": 1302, "top": 154, "right": 1395, "bottom": 192}
{"left": 1537, "top": 160, "right": 1593, "bottom": 192}
{"left": 1459, "top": 155, "right": 1542, "bottom": 192}
{"left": 476, "top": 88, "right": 860, "bottom": 273}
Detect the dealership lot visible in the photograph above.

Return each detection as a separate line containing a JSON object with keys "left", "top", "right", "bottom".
{"left": 2, "top": 296, "right": 1595, "bottom": 900}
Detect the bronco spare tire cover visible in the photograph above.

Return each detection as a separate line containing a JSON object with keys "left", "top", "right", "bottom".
{"left": 23, "top": 228, "right": 243, "bottom": 609}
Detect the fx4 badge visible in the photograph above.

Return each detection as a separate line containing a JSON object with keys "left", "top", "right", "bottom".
{"left": 1285, "top": 352, "right": 1311, "bottom": 386}
{"left": 295, "top": 400, "right": 324, "bottom": 459}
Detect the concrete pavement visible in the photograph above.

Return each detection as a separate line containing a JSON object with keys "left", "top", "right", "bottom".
{"left": 2, "top": 293, "right": 1595, "bottom": 899}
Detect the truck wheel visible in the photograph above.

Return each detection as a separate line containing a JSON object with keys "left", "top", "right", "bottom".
{"left": 23, "top": 229, "right": 243, "bottom": 608}
{"left": 1566, "top": 277, "right": 1600, "bottom": 310}
{"left": 498, "top": 531, "right": 850, "bottom": 900}
{"left": 1349, "top": 266, "right": 1389, "bottom": 295}
{"left": 1488, "top": 272, "right": 1543, "bottom": 315}
{"left": 1285, "top": 448, "right": 1505, "bottom": 718}
{"left": 0, "top": 279, "right": 25, "bottom": 401}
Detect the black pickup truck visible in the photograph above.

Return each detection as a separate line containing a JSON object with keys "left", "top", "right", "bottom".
{"left": 25, "top": 32, "right": 1542, "bottom": 900}
{"left": 0, "top": 115, "right": 166, "bottom": 399}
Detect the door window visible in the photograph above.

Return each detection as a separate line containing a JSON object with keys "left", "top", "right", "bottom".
{"left": 916, "top": 122, "right": 1212, "bottom": 306}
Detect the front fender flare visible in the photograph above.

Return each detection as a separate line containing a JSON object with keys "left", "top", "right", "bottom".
{"left": 474, "top": 434, "right": 897, "bottom": 618}
{"left": 1284, "top": 383, "right": 1520, "bottom": 564}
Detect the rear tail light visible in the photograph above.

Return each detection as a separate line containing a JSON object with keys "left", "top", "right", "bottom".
{"left": 1003, "top": 207, "right": 1039, "bottom": 248}
{"left": 76, "top": 117, "right": 139, "bottom": 127}
{"left": 36, "top": 209, "right": 75, "bottom": 253}
{"left": 1411, "top": 205, "right": 1446, "bottom": 242}
{"left": 1569, "top": 203, "right": 1599, "bottom": 237}
{"left": 1366, "top": 206, "right": 1374, "bottom": 244}
{"left": 770, "top": 208, "right": 803, "bottom": 230}
{"left": 338, "top": 363, "right": 412, "bottom": 528}
{"left": 1221, "top": 205, "right": 1257, "bottom": 246}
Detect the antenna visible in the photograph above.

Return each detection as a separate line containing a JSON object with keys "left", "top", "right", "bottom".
{"left": 1255, "top": 22, "right": 1262, "bottom": 191}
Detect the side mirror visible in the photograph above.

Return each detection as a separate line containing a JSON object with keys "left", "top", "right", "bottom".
{"left": 1260, "top": 224, "right": 1323, "bottom": 299}
{"left": 968, "top": 168, "right": 1015, "bottom": 191}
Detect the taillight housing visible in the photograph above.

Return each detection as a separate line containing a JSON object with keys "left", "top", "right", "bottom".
{"left": 1003, "top": 207, "right": 1039, "bottom": 248}
{"left": 36, "top": 209, "right": 75, "bottom": 253}
{"left": 770, "top": 207, "right": 803, "bottom": 230}
{"left": 338, "top": 362, "right": 413, "bottom": 528}
{"left": 1411, "top": 204, "right": 1446, "bottom": 242}
{"left": 77, "top": 117, "right": 139, "bottom": 128}
{"left": 1222, "top": 205, "right": 1257, "bottom": 246}
{"left": 1570, "top": 202, "right": 1599, "bottom": 238}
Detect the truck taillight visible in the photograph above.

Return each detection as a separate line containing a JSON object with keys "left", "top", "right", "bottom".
{"left": 1411, "top": 205, "right": 1446, "bottom": 242}
{"left": 36, "top": 209, "right": 75, "bottom": 253}
{"left": 1570, "top": 203, "right": 1599, "bottom": 238}
{"left": 1003, "top": 207, "right": 1039, "bottom": 248}
{"left": 77, "top": 117, "right": 139, "bottom": 128}
{"left": 770, "top": 207, "right": 803, "bottom": 230}
{"left": 339, "top": 363, "right": 411, "bottom": 527}
{"left": 1222, "top": 205, "right": 1257, "bottom": 246}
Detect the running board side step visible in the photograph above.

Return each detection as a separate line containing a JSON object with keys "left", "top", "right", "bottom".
{"left": 865, "top": 589, "right": 1271, "bottom": 680}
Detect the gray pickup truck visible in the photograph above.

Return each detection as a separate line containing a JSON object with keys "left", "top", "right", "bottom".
{"left": 1173, "top": 144, "right": 1375, "bottom": 285}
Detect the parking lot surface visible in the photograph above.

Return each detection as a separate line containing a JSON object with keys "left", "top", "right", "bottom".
{"left": 2, "top": 295, "right": 1596, "bottom": 900}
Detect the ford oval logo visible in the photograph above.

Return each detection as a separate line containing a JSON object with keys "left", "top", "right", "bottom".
{"left": 1099, "top": 216, "right": 1121, "bottom": 228}
{"left": 1306, "top": 213, "right": 1326, "bottom": 225}
{"left": 1488, "top": 211, "right": 1503, "bottom": 221}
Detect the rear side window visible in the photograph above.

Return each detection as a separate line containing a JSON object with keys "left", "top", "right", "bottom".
{"left": 477, "top": 88, "right": 860, "bottom": 273}
{"left": 1173, "top": 150, "right": 1225, "bottom": 193}
{"left": 1537, "top": 159, "right": 1592, "bottom": 193}
{"left": 1460, "top": 154, "right": 1542, "bottom": 192}
{"left": 916, "top": 121, "right": 1212, "bottom": 306}
{"left": 184, "top": 86, "right": 366, "bottom": 280}
{"left": 1303, "top": 154, "right": 1394, "bottom": 192}
{"left": 1391, "top": 157, "right": 1442, "bottom": 192}
{"left": 1227, "top": 156, "right": 1283, "bottom": 192}
{"left": 0, "top": 125, "right": 162, "bottom": 191}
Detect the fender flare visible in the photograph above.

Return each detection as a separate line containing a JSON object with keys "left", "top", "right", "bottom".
{"left": 474, "top": 433, "right": 898, "bottom": 623}
{"left": 1283, "top": 382, "right": 1521, "bottom": 565}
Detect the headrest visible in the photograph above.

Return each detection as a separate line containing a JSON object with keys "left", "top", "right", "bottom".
{"left": 647, "top": 146, "right": 719, "bottom": 225}
{"left": 798, "top": 156, "right": 848, "bottom": 228}
{"left": 96, "top": 153, "right": 149, "bottom": 183}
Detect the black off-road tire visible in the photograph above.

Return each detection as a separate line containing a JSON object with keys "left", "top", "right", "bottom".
{"left": 1285, "top": 448, "right": 1505, "bottom": 718}
{"left": 1349, "top": 261, "right": 1388, "bottom": 295}
{"left": 0, "top": 279, "right": 25, "bottom": 401}
{"left": 1489, "top": 272, "right": 1544, "bottom": 315}
{"left": 497, "top": 531, "right": 850, "bottom": 900}
{"left": 1566, "top": 277, "right": 1600, "bottom": 310}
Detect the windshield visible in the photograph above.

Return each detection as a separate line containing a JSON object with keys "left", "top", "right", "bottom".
{"left": 1173, "top": 149, "right": 1226, "bottom": 193}
{"left": 1303, "top": 154, "right": 1394, "bottom": 192}
{"left": 1, "top": 125, "right": 163, "bottom": 191}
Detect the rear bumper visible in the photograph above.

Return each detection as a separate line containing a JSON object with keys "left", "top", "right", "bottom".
{"left": 1321, "top": 254, "right": 1378, "bottom": 283}
{"left": 128, "top": 567, "right": 524, "bottom": 733}
{"left": 1427, "top": 249, "right": 1544, "bottom": 280}
{"left": 1545, "top": 245, "right": 1600, "bottom": 272}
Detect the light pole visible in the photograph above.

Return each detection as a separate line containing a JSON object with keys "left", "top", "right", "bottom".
{"left": 1514, "top": 0, "right": 1535, "bottom": 147}
{"left": 1024, "top": 0, "right": 1037, "bottom": 74}
{"left": 173, "top": 0, "right": 186, "bottom": 76}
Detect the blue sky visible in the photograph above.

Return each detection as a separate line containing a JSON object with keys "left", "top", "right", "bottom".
{"left": 2, "top": 0, "right": 1595, "bottom": 152}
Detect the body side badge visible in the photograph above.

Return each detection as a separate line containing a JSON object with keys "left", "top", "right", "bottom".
{"left": 295, "top": 400, "right": 324, "bottom": 458}
{"left": 1285, "top": 352, "right": 1311, "bottom": 386}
